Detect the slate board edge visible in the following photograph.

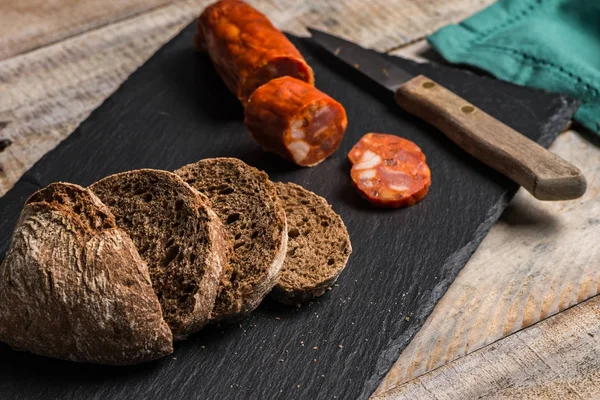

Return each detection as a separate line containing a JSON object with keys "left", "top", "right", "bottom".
{"left": 361, "top": 194, "right": 510, "bottom": 398}
{"left": 361, "top": 94, "right": 580, "bottom": 398}
{"left": 0, "top": 22, "right": 581, "bottom": 399}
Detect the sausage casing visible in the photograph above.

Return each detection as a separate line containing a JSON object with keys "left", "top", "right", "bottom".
{"left": 244, "top": 76, "right": 348, "bottom": 167}
{"left": 196, "top": 0, "right": 314, "bottom": 105}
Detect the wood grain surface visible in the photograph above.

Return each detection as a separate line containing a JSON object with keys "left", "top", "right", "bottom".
{"left": 1, "top": 25, "right": 573, "bottom": 399}
{"left": 375, "top": 295, "right": 600, "bottom": 399}
{"left": 1, "top": 0, "right": 598, "bottom": 398}
{"left": 0, "top": 0, "right": 494, "bottom": 61}
{"left": 0, "top": 0, "right": 174, "bottom": 60}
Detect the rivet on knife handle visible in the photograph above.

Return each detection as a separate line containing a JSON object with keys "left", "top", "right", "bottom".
{"left": 395, "top": 75, "right": 587, "bottom": 201}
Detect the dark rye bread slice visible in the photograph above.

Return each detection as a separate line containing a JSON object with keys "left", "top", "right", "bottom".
{"left": 272, "top": 182, "right": 352, "bottom": 304}
{"left": 0, "top": 183, "right": 173, "bottom": 365}
{"left": 90, "top": 169, "right": 229, "bottom": 340}
{"left": 175, "top": 158, "right": 287, "bottom": 321}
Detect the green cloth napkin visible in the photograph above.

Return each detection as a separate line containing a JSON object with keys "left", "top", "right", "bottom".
{"left": 428, "top": 0, "right": 600, "bottom": 135}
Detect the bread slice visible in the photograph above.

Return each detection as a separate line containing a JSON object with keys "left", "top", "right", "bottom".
{"left": 175, "top": 158, "right": 287, "bottom": 321}
{"left": 0, "top": 183, "right": 173, "bottom": 365}
{"left": 90, "top": 169, "right": 228, "bottom": 340}
{"left": 271, "top": 182, "right": 352, "bottom": 304}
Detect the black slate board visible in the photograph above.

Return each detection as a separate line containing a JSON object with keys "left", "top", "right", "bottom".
{"left": 0, "top": 23, "right": 578, "bottom": 400}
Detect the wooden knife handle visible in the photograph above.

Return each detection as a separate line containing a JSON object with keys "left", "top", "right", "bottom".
{"left": 395, "top": 75, "right": 586, "bottom": 200}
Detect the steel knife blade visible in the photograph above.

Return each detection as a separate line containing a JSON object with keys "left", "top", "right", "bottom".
{"left": 307, "top": 28, "right": 414, "bottom": 93}
{"left": 306, "top": 28, "right": 586, "bottom": 201}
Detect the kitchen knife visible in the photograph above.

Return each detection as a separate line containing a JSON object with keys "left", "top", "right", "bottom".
{"left": 307, "top": 28, "right": 586, "bottom": 201}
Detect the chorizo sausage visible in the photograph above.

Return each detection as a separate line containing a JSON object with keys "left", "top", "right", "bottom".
{"left": 196, "top": 0, "right": 314, "bottom": 105}
{"left": 244, "top": 76, "right": 348, "bottom": 167}
{"left": 348, "top": 133, "right": 431, "bottom": 207}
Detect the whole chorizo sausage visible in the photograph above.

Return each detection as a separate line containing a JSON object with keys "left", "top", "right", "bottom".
{"left": 348, "top": 133, "right": 431, "bottom": 207}
{"left": 196, "top": 0, "right": 314, "bottom": 105}
{"left": 244, "top": 76, "right": 348, "bottom": 167}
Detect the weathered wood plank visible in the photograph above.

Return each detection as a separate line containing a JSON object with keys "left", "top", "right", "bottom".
{"left": 0, "top": 0, "right": 494, "bottom": 61}
{"left": 2, "top": 1, "right": 597, "bottom": 397}
{"left": 250, "top": 0, "right": 494, "bottom": 51}
{"left": 376, "top": 45, "right": 600, "bottom": 395}
{"left": 0, "top": 0, "right": 174, "bottom": 60}
{"left": 375, "top": 295, "right": 600, "bottom": 399}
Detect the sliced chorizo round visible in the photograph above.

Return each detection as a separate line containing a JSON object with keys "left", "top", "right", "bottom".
{"left": 196, "top": 0, "right": 314, "bottom": 105}
{"left": 244, "top": 76, "right": 348, "bottom": 167}
{"left": 348, "top": 133, "right": 431, "bottom": 207}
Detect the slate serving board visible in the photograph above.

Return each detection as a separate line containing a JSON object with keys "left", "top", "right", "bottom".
{"left": 0, "top": 23, "right": 578, "bottom": 399}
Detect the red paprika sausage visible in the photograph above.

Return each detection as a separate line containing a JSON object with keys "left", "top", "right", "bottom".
{"left": 244, "top": 76, "right": 348, "bottom": 167}
{"left": 348, "top": 133, "right": 431, "bottom": 207}
{"left": 196, "top": 0, "right": 314, "bottom": 105}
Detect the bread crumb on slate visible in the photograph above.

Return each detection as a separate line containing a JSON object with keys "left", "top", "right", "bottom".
{"left": 313, "top": 346, "right": 318, "bottom": 350}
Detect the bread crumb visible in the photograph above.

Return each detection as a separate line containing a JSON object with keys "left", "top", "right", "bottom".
{"left": 313, "top": 346, "right": 318, "bottom": 350}
{"left": 300, "top": 341, "right": 305, "bottom": 346}
{"left": 313, "top": 359, "right": 317, "bottom": 363}
{"left": 296, "top": 303, "right": 302, "bottom": 308}
{"left": 297, "top": 385, "right": 301, "bottom": 388}
{"left": 326, "top": 287, "right": 332, "bottom": 291}
{"left": 338, "top": 344, "right": 343, "bottom": 349}
{"left": 275, "top": 317, "right": 280, "bottom": 320}
{"left": 172, "top": 357, "right": 177, "bottom": 360}
{"left": 201, "top": 346, "right": 206, "bottom": 349}
{"left": 405, "top": 316, "right": 410, "bottom": 321}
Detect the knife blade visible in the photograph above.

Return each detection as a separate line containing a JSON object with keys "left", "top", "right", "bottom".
{"left": 307, "top": 28, "right": 586, "bottom": 201}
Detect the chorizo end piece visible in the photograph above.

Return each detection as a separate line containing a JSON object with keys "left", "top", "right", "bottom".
{"left": 348, "top": 133, "right": 431, "bottom": 207}
{"left": 244, "top": 76, "right": 348, "bottom": 167}
{"left": 196, "top": 0, "right": 314, "bottom": 104}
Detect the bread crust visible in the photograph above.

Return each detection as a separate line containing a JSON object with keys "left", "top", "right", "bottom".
{"left": 89, "top": 169, "right": 229, "bottom": 340}
{"left": 0, "top": 183, "right": 173, "bottom": 365}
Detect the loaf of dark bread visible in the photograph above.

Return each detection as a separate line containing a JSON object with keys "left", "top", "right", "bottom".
{"left": 175, "top": 158, "right": 287, "bottom": 321}
{"left": 90, "top": 169, "right": 229, "bottom": 340}
{"left": 272, "top": 182, "right": 352, "bottom": 304}
{"left": 0, "top": 183, "right": 173, "bottom": 365}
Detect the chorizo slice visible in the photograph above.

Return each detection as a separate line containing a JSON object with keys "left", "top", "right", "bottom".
{"left": 196, "top": 0, "right": 314, "bottom": 105}
{"left": 244, "top": 76, "right": 348, "bottom": 167}
{"left": 348, "top": 133, "right": 431, "bottom": 207}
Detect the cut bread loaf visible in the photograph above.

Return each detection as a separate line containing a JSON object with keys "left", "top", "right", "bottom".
{"left": 0, "top": 183, "right": 173, "bottom": 365}
{"left": 90, "top": 169, "right": 229, "bottom": 340}
{"left": 175, "top": 158, "right": 287, "bottom": 321}
{"left": 271, "top": 182, "right": 352, "bottom": 304}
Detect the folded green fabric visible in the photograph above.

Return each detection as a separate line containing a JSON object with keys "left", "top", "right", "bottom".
{"left": 429, "top": 0, "right": 600, "bottom": 135}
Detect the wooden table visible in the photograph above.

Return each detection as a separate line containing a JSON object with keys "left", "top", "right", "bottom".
{"left": 1, "top": 1, "right": 598, "bottom": 398}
